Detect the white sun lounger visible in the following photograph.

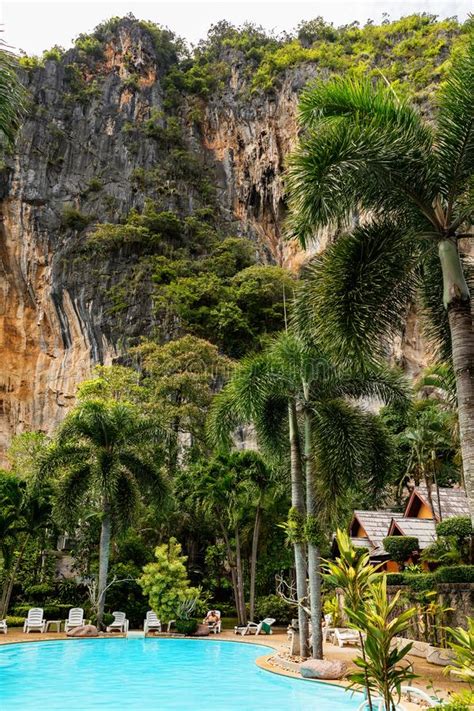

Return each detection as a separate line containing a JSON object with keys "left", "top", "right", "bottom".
{"left": 0, "top": 619, "right": 7, "bottom": 634}
{"left": 23, "top": 608, "right": 46, "bottom": 634}
{"left": 333, "top": 628, "right": 361, "bottom": 647}
{"left": 144, "top": 611, "right": 161, "bottom": 634}
{"left": 236, "top": 617, "right": 275, "bottom": 636}
{"left": 65, "top": 607, "right": 85, "bottom": 633}
{"left": 106, "top": 611, "right": 129, "bottom": 634}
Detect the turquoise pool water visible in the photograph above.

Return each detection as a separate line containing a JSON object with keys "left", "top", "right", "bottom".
{"left": 0, "top": 638, "right": 360, "bottom": 710}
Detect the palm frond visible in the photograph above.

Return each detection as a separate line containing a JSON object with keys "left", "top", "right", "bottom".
{"left": 295, "top": 219, "right": 418, "bottom": 368}
{"left": 0, "top": 39, "right": 26, "bottom": 149}
{"left": 328, "top": 363, "right": 411, "bottom": 410}
{"left": 111, "top": 471, "right": 141, "bottom": 531}
{"left": 435, "top": 34, "right": 474, "bottom": 224}
{"left": 287, "top": 77, "right": 437, "bottom": 245}
{"left": 118, "top": 449, "right": 167, "bottom": 501}
{"left": 55, "top": 464, "right": 93, "bottom": 527}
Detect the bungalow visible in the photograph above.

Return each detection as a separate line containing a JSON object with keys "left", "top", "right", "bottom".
{"left": 345, "top": 485, "right": 469, "bottom": 570}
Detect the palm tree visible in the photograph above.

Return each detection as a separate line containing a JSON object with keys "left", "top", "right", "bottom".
{"left": 41, "top": 400, "right": 166, "bottom": 626}
{"left": 0, "top": 37, "right": 25, "bottom": 149}
{"left": 209, "top": 331, "right": 408, "bottom": 657}
{"left": 287, "top": 37, "right": 474, "bottom": 523}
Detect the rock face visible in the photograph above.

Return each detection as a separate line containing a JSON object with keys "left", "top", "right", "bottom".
{"left": 299, "top": 659, "right": 347, "bottom": 680}
{"left": 0, "top": 18, "right": 432, "bottom": 459}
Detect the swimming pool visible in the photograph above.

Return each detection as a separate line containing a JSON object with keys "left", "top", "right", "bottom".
{"left": 0, "top": 638, "right": 360, "bottom": 710}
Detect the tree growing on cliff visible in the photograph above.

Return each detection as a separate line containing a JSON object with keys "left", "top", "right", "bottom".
{"left": 41, "top": 400, "right": 166, "bottom": 626}
{"left": 288, "top": 36, "right": 474, "bottom": 524}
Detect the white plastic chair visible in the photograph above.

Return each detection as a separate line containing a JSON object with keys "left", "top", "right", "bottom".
{"left": 144, "top": 611, "right": 161, "bottom": 634}
{"left": 23, "top": 608, "right": 46, "bottom": 634}
{"left": 106, "top": 611, "right": 129, "bottom": 634}
{"left": 240, "top": 617, "right": 275, "bottom": 636}
{"left": 333, "top": 627, "right": 360, "bottom": 647}
{"left": 0, "top": 619, "right": 7, "bottom": 634}
{"left": 65, "top": 607, "right": 85, "bottom": 633}
{"left": 204, "top": 610, "right": 221, "bottom": 634}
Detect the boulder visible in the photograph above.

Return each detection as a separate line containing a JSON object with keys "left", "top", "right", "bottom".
{"left": 194, "top": 624, "right": 210, "bottom": 637}
{"left": 300, "top": 659, "right": 347, "bottom": 680}
{"left": 67, "top": 625, "right": 99, "bottom": 638}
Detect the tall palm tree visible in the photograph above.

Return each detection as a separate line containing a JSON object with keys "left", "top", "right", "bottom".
{"left": 208, "top": 331, "right": 408, "bottom": 657}
{"left": 42, "top": 400, "right": 166, "bottom": 626}
{"left": 0, "top": 37, "right": 25, "bottom": 149}
{"left": 287, "top": 37, "right": 474, "bottom": 523}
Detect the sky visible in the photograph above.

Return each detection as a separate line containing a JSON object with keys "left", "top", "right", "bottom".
{"left": 1, "top": 0, "right": 470, "bottom": 56}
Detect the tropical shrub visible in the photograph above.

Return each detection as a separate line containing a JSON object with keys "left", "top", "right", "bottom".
{"left": 5, "top": 616, "right": 25, "bottom": 627}
{"left": 139, "top": 538, "right": 201, "bottom": 624}
{"left": 346, "top": 578, "right": 417, "bottom": 710}
{"left": 434, "top": 565, "right": 474, "bottom": 584}
{"left": 175, "top": 618, "right": 198, "bottom": 635}
{"left": 383, "top": 537, "right": 419, "bottom": 570}
{"left": 444, "top": 618, "right": 474, "bottom": 685}
{"left": 254, "top": 595, "right": 293, "bottom": 624}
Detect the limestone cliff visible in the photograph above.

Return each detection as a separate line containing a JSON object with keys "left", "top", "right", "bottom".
{"left": 0, "top": 17, "right": 438, "bottom": 458}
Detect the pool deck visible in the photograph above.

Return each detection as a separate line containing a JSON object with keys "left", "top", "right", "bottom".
{"left": 0, "top": 627, "right": 468, "bottom": 705}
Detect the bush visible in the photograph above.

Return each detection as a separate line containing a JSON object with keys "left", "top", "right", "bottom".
{"left": 383, "top": 536, "right": 419, "bottom": 569}
{"left": 6, "top": 616, "right": 25, "bottom": 627}
{"left": 175, "top": 618, "right": 198, "bottom": 635}
{"left": 386, "top": 573, "right": 406, "bottom": 586}
{"left": 404, "top": 573, "right": 436, "bottom": 592}
{"left": 436, "top": 517, "right": 472, "bottom": 539}
{"left": 434, "top": 565, "right": 474, "bottom": 584}
{"left": 12, "top": 603, "right": 71, "bottom": 619}
{"left": 254, "top": 595, "right": 293, "bottom": 624}
{"left": 62, "top": 206, "right": 91, "bottom": 231}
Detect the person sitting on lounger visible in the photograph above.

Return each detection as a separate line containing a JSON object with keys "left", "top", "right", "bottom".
{"left": 203, "top": 610, "right": 219, "bottom": 628}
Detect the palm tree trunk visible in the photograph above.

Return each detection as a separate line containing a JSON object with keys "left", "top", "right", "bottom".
{"left": 235, "top": 526, "right": 247, "bottom": 625}
{"left": 302, "top": 392, "right": 323, "bottom": 660}
{"left": 97, "top": 501, "right": 112, "bottom": 628}
{"left": 0, "top": 534, "right": 30, "bottom": 618}
{"left": 289, "top": 401, "right": 310, "bottom": 658}
{"left": 220, "top": 523, "right": 244, "bottom": 625}
{"left": 249, "top": 504, "right": 261, "bottom": 622}
{"left": 439, "top": 239, "right": 474, "bottom": 526}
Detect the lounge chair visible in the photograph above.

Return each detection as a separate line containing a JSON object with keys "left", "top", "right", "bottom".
{"left": 236, "top": 617, "right": 275, "bottom": 636}
{"left": 23, "top": 608, "right": 46, "bottom": 634}
{"left": 106, "top": 611, "right": 129, "bottom": 634}
{"left": 0, "top": 619, "right": 7, "bottom": 634}
{"left": 144, "top": 611, "right": 161, "bottom": 634}
{"left": 333, "top": 627, "right": 360, "bottom": 647}
{"left": 204, "top": 610, "right": 221, "bottom": 634}
{"left": 65, "top": 607, "right": 85, "bottom": 633}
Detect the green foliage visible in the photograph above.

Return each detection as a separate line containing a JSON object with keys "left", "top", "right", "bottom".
{"left": 444, "top": 617, "right": 474, "bottom": 685}
{"left": 346, "top": 578, "right": 417, "bottom": 709}
{"left": 282, "top": 507, "right": 306, "bottom": 544}
{"left": 74, "top": 35, "right": 104, "bottom": 59}
{"left": 323, "top": 530, "right": 382, "bottom": 613}
{"left": 5, "top": 616, "right": 25, "bottom": 627}
{"left": 383, "top": 536, "right": 419, "bottom": 569}
{"left": 61, "top": 205, "right": 91, "bottom": 231}
{"left": 434, "top": 565, "right": 474, "bottom": 584}
{"left": 254, "top": 594, "right": 293, "bottom": 624}
{"left": 0, "top": 40, "right": 26, "bottom": 149}
{"left": 139, "top": 538, "right": 200, "bottom": 623}
{"left": 175, "top": 618, "right": 198, "bottom": 635}
{"left": 437, "top": 516, "right": 472, "bottom": 540}
{"left": 252, "top": 15, "right": 465, "bottom": 99}
{"left": 43, "top": 45, "right": 64, "bottom": 62}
